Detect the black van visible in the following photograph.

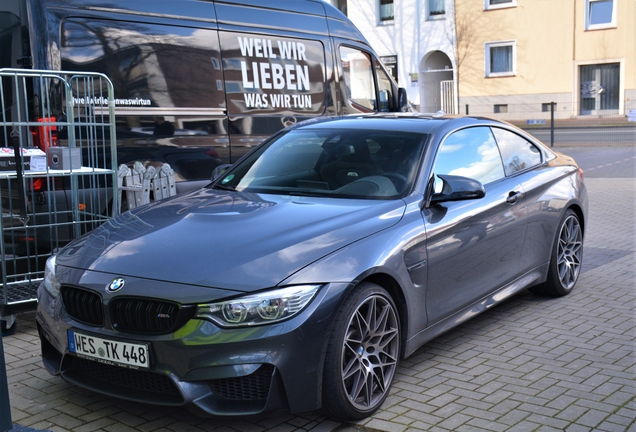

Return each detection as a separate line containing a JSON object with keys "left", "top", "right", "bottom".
{"left": 1, "top": 0, "right": 409, "bottom": 194}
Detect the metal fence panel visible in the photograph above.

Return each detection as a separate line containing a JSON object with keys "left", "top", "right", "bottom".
{"left": 0, "top": 69, "right": 117, "bottom": 332}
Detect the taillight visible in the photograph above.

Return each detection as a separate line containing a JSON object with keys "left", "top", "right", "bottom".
{"left": 30, "top": 117, "right": 59, "bottom": 152}
{"left": 578, "top": 167, "right": 584, "bottom": 180}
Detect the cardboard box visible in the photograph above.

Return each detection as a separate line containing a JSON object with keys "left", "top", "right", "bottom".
{"left": 0, "top": 147, "right": 47, "bottom": 172}
{"left": 48, "top": 147, "right": 82, "bottom": 170}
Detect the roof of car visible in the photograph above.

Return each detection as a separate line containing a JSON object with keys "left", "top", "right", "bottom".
{"left": 289, "top": 113, "right": 505, "bottom": 135}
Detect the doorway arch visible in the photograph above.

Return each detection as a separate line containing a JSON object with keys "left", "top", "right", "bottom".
{"left": 419, "top": 51, "right": 454, "bottom": 113}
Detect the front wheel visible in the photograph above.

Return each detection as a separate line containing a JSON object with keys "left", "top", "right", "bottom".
{"left": 532, "top": 209, "right": 583, "bottom": 296}
{"left": 321, "top": 282, "right": 400, "bottom": 421}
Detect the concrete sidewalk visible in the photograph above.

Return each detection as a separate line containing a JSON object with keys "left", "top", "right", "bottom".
{"left": 3, "top": 176, "right": 635, "bottom": 432}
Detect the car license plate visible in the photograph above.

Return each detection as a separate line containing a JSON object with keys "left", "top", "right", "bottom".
{"left": 68, "top": 331, "right": 150, "bottom": 369}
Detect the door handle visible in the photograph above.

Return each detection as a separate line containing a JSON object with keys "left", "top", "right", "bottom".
{"left": 506, "top": 191, "right": 523, "bottom": 204}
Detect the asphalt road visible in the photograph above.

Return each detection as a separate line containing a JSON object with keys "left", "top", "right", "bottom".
{"left": 553, "top": 146, "right": 636, "bottom": 178}
{"left": 527, "top": 126, "right": 636, "bottom": 145}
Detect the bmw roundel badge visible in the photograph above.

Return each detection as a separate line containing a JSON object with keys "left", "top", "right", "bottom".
{"left": 106, "top": 278, "right": 126, "bottom": 293}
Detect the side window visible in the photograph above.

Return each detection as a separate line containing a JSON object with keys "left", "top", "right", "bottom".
{"left": 375, "top": 59, "right": 394, "bottom": 112}
{"left": 492, "top": 128, "right": 542, "bottom": 176}
{"left": 61, "top": 18, "right": 224, "bottom": 110}
{"left": 340, "top": 46, "right": 375, "bottom": 112}
{"left": 433, "top": 126, "right": 505, "bottom": 187}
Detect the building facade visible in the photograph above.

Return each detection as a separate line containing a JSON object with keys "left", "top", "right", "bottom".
{"left": 330, "top": 0, "right": 635, "bottom": 120}
{"left": 328, "top": 0, "right": 458, "bottom": 113}
{"left": 456, "top": 0, "right": 635, "bottom": 120}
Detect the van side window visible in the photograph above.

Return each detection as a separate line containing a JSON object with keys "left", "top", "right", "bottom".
{"left": 60, "top": 18, "right": 229, "bottom": 183}
{"left": 339, "top": 47, "right": 375, "bottom": 112}
{"left": 61, "top": 18, "right": 225, "bottom": 109}
{"left": 375, "top": 59, "right": 394, "bottom": 112}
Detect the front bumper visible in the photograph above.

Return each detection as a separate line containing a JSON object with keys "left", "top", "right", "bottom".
{"left": 36, "top": 280, "right": 348, "bottom": 416}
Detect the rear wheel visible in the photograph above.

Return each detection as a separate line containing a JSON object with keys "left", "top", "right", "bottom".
{"left": 532, "top": 209, "right": 583, "bottom": 296}
{"left": 321, "top": 282, "right": 400, "bottom": 421}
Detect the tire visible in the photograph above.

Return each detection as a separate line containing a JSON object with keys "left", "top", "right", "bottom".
{"left": 321, "top": 282, "right": 400, "bottom": 421}
{"left": 531, "top": 209, "right": 583, "bottom": 296}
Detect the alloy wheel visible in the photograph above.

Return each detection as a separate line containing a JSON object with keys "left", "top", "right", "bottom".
{"left": 556, "top": 214, "right": 583, "bottom": 289}
{"left": 340, "top": 294, "right": 399, "bottom": 410}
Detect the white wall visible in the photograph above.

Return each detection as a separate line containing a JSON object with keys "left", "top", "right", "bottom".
{"left": 329, "top": 0, "right": 456, "bottom": 111}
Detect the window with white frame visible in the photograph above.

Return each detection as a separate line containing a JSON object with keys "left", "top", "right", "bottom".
{"left": 586, "top": 0, "right": 616, "bottom": 30}
{"left": 379, "top": 0, "right": 394, "bottom": 23}
{"left": 485, "top": 0, "right": 516, "bottom": 10}
{"left": 427, "top": 0, "right": 445, "bottom": 19}
{"left": 485, "top": 41, "right": 516, "bottom": 77}
{"left": 335, "top": 0, "right": 347, "bottom": 16}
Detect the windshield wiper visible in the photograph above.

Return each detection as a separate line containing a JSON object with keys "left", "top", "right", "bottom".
{"left": 288, "top": 190, "right": 330, "bottom": 197}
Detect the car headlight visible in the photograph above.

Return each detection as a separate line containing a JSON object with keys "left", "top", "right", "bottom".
{"left": 196, "top": 284, "right": 321, "bottom": 328}
{"left": 43, "top": 255, "right": 61, "bottom": 298}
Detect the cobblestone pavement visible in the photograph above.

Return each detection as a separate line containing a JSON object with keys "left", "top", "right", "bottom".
{"left": 3, "top": 176, "right": 634, "bottom": 432}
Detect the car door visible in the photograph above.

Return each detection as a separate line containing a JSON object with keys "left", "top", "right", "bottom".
{"left": 423, "top": 126, "right": 528, "bottom": 324}
{"left": 490, "top": 126, "right": 552, "bottom": 273}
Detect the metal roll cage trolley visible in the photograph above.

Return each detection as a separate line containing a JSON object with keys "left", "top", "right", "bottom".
{"left": 0, "top": 69, "right": 118, "bottom": 336}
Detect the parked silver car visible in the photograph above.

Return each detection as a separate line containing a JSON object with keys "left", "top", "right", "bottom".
{"left": 36, "top": 113, "right": 587, "bottom": 421}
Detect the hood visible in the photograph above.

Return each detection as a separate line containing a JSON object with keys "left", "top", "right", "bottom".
{"left": 57, "top": 188, "right": 406, "bottom": 291}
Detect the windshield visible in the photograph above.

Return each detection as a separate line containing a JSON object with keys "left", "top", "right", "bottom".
{"left": 212, "top": 128, "right": 427, "bottom": 199}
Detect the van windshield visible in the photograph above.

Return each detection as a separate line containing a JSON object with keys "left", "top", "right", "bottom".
{"left": 212, "top": 128, "right": 427, "bottom": 200}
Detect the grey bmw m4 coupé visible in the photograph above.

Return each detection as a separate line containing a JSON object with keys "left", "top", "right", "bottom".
{"left": 37, "top": 114, "right": 587, "bottom": 421}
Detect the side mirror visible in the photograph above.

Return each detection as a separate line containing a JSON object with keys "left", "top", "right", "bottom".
{"left": 428, "top": 174, "right": 485, "bottom": 205}
{"left": 397, "top": 88, "right": 410, "bottom": 112}
{"left": 211, "top": 163, "right": 232, "bottom": 181}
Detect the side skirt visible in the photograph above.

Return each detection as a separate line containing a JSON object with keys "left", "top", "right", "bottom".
{"left": 403, "top": 265, "right": 547, "bottom": 358}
